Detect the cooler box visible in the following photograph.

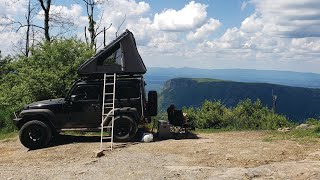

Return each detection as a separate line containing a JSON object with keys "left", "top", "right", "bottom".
{"left": 158, "top": 120, "right": 172, "bottom": 139}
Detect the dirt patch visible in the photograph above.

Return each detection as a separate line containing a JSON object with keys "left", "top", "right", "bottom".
{"left": 0, "top": 131, "right": 319, "bottom": 179}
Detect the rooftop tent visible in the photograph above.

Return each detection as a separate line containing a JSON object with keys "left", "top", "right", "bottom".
{"left": 77, "top": 30, "right": 146, "bottom": 75}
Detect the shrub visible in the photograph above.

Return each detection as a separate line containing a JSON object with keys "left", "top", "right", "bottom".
{"left": 184, "top": 99, "right": 291, "bottom": 130}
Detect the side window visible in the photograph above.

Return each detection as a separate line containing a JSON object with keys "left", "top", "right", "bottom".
{"left": 116, "top": 83, "right": 140, "bottom": 99}
{"left": 75, "top": 85, "right": 99, "bottom": 101}
{"left": 102, "top": 44, "right": 123, "bottom": 65}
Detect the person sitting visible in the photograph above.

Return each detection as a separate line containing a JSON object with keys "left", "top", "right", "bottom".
{"left": 167, "top": 104, "right": 176, "bottom": 125}
{"left": 167, "top": 104, "right": 187, "bottom": 127}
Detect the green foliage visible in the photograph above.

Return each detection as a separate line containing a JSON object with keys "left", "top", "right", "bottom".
{"left": 184, "top": 99, "right": 291, "bottom": 130}
{"left": 0, "top": 53, "right": 13, "bottom": 76}
{"left": 191, "top": 100, "right": 229, "bottom": 129}
{"left": 305, "top": 118, "right": 320, "bottom": 126}
{"left": 0, "top": 39, "right": 94, "bottom": 132}
{"left": 0, "top": 109, "right": 16, "bottom": 132}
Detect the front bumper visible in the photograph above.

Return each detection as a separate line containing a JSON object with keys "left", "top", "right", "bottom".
{"left": 12, "top": 118, "right": 23, "bottom": 127}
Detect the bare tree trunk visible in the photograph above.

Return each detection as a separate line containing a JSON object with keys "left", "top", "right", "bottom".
{"left": 38, "top": 0, "right": 51, "bottom": 42}
{"left": 25, "top": 0, "right": 31, "bottom": 57}
{"left": 85, "top": 0, "right": 96, "bottom": 50}
{"left": 83, "top": 0, "right": 111, "bottom": 51}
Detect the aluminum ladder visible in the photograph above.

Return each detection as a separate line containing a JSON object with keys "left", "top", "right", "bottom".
{"left": 100, "top": 73, "right": 116, "bottom": 151}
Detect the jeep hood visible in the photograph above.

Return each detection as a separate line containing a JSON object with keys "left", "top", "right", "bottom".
{"left": 26, "top": 98, "right": 65, "bottom": 109}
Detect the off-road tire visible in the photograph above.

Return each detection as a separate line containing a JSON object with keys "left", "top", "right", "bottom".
{"left": 108, "top": 115, "right": 137, "bottom": 142}
{"left": 19, "top": 120, "right": 52, "bottom": 149}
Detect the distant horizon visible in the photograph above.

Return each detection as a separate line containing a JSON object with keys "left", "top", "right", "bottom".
{"left": 146, "top": 66, "right": 320, "bottom": 75}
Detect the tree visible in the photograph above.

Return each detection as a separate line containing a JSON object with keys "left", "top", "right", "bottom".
{"left": 83, "top": 0, "right": 111, "bottom": 50}
{"left": 0, "top": 39, "right": 94, "bottom": 111}
{"left": 0, "top": 51, "right": 13, "bottom": 76}
{"left": 38, "top": 0, "right": 51, "bottom": 42}
{"left": 0, "top": 0, "right": 38, "bottom": 57}
{"left": 1, "top": 0, "right": 77, "bottom": 56}
{"left": 0, "top": 39, "right": 95, "bottom": 131}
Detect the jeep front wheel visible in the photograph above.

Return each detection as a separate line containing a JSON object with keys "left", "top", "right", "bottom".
{"left": 19, "top": 120, "right": 52, "bottom": 149}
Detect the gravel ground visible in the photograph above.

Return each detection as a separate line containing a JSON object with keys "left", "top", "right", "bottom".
{"left": 1, "top": 131, "right": 320, "bottom": 180}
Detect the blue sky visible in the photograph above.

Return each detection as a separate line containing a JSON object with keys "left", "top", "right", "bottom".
{"left": 1, "top": 0, "right": 320, "bottom": 73}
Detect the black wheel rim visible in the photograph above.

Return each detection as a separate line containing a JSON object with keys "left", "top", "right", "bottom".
{"left": 27, "top": 126, "right": 44, "bottom": 142}
{"left": 114, "top": 120, "right": 131, "bottom": 138}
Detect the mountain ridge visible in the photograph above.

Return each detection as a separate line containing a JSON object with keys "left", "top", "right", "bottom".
{"left": 159, "top": 77, "right": 320, "bottom": 122}
{"left": 145, "top": 67, "right": 320, "bottom": 91}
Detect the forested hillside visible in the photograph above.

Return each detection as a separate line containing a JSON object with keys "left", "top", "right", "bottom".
{"left": 159, "top": 78, "right": 320, "bottom": 122}
{"left": 145, "top": 67, "right": 320, "bottom": 91}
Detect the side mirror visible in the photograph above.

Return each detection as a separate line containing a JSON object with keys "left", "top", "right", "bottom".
{"left": 148, "top": 91, "right": 158, "bottom": 116}
{"left": 70, "top": 95, "right": 78, "bottom": 102}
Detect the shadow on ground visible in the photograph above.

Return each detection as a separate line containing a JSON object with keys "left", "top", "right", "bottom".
{"left": 45, "top": 129, "right": 199, "bottom": 149}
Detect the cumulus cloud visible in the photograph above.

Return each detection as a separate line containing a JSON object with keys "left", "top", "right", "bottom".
{"left": 1, "top": 0, "right": 319, "bottom": 72}
{"left": 100, "top": 0, "right": 150, "bottom": 26}
{"left": 98, "top": 0, "right": 151, "bottom": 40}
{"left": 241, "top": 1, "right": 249, "bottom": 11}
{"left": 0, "top": 0, "right": 28, "bottom": 55}
{"left": 187, "top": 18, "right": 221, "bottom": 41}
{"left": 193, "top": 0, "right": 320, "bottom": 72}
{"left": 240, "top": 13, "right": 263, "bottom": 33}
{"left": 153, "top": 1, "right": 208, "bottom": 31}
{"left": 37, "top": 4, "right": 86, "bottom": 27}
{"left": 252, "top": 0, "right": 320, "bottom": 37}
{"left": 0, "top": 31, "right": 24, "bottom": 55}
{"left": 0, "top": 0, "right": 27, "bottom": 16}
{"left": 105, "top": 0, "right": 150, "bottom": 17}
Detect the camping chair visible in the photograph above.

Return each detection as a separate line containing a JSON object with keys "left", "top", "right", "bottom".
{"left": 168, "top": 110, "right": 192, "bottom": 139}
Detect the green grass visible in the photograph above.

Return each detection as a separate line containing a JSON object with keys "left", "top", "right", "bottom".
{"left": 195, "top": 128, "right": 232, "bottom": 133}
{"left": 196, "top": 127, "right": 320, "bottom": 143}
{"left": 0, "top": 131, "right": 17, "bottom": 140}
{"left": 263, "top": 127, "right": 320, "bottom": 143}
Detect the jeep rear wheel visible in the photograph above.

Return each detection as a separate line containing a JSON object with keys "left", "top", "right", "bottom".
{"left": 109, "top": 115, "right": 137, "bottom": 142}
{"left": 19, "top": 120, "right": 52, "bottom": 149}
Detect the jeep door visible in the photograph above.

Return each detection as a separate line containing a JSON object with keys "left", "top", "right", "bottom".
{"left": 68, "top": 85, "right": 101, "bottom": 128}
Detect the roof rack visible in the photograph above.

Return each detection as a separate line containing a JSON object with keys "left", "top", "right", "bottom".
{"left": 78, "top": 74, "right": 143, "bottom": 81}
{"left": 77, "top": 29, "right": 146, "bottom": 76}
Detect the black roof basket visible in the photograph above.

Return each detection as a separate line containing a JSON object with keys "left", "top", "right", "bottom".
{"left": 78, "top": 29, "right": 146, "bottom": 76}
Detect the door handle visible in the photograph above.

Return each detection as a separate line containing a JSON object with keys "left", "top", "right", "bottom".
{"left": 92, "top": 104, "right": 101, "bottom": 109}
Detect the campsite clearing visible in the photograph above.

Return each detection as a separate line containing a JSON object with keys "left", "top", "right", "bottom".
{"left": 1, "top": 131, "right": 320, "bottom": 179}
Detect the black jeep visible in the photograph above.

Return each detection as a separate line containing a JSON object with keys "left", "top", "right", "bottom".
{"left": 13, "top": 30, "right": 158, "bottom": 149}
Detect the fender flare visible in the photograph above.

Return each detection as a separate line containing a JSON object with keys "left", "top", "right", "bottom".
{"left": 104, "top": 107, "right": 139, "bottom": 125}
{"left": 18, "top": 109, "right": 56, "bottom": 129}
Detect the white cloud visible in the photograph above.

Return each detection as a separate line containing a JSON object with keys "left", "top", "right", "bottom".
{"left": 241, "top": 1, "right": 249, "bottom": 11}
{"left": 1, "top": 0, "right": 320, "bottom": 73}
{"left": 104, "top": 0, "right": 150, "bottom": 17}
{"left": 252, "top": 0, "right": 320, "bottom": 37}
{"left": 37, "top": 4, "right": 86, "bottom": 27}
{"left": 0, "top": 31, "right": 24, "bottom": 55}
{"left": 153, "top": 1, "right": 208, "bottom": 31}
{"left": 98, "top": 0, "right": 151, "bottom": 40}
{"left": 100, "top": 0, "right": 150, "bottom": 25}
{"left": 191, "top": 0, "right": 320, "bottom": 73}
{"left": 187, "top": 18, "right": 221, "bottom": 41}
{"left": 240, "top": 13, "right": 263, "bottom": 33}
{"left": 0, "top": 0, "right": 27, "bottom": 16}
{"left": 0, "top": 0, "right": 27, "bottom": 55}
